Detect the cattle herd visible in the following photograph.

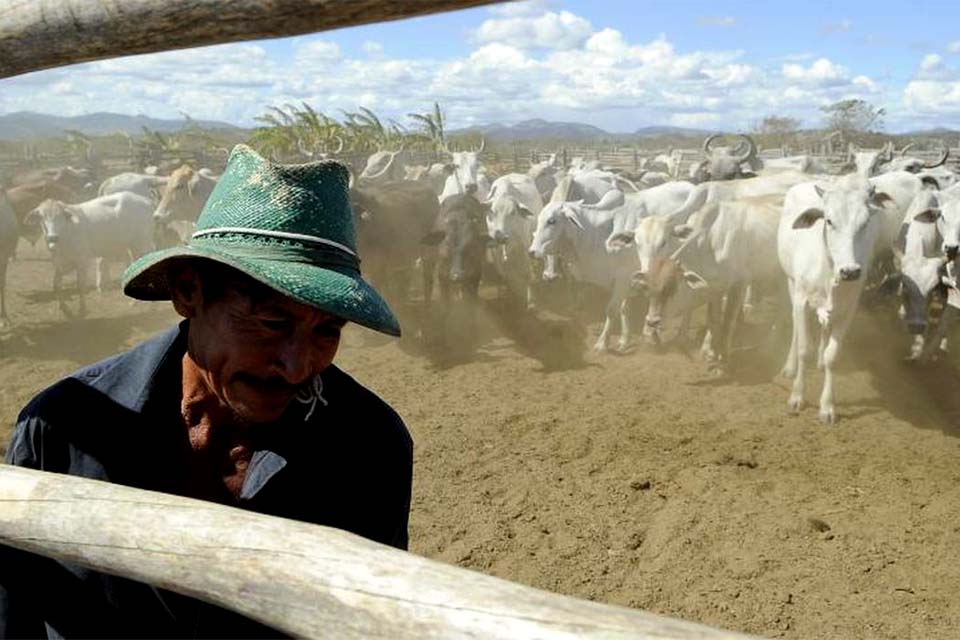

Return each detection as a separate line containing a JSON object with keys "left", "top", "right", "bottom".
{"left": 1, "top": 134, "right": 958, "bottom": 424}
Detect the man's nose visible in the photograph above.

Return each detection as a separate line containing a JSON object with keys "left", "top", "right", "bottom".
{"left": 276, "top": 340, "right": 316, "bottom": 386}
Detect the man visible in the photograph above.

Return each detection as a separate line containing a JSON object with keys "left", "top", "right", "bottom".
{"left": 0, "top": 146, "right": 413, "bottom": 638}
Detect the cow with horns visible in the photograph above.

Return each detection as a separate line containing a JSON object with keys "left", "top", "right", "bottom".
{"left": 689, "top": 134, "right": 760, "bottom": 183}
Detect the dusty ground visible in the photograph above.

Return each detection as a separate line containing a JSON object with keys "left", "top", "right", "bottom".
{"left": 2, "top": 241, "right": 960, "bottom": 639}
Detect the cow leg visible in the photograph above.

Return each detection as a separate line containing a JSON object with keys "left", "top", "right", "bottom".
{"left": 595, "top": 289, "right": 621, "bottom": 352}
{"left": 76, "top": 263, "right": 88, "bottom": 318}
{"left": 818, "top": 315, "right": 851, "bottom": 425}
{"left": 700, "top": 298, "right": 722, "bottom": 362}
{"left": 53, "top": 264, "right": 69, "bottom": 316}
{"left": 718, "top": 283, "right": 746, "bottom": 367}
{"left": 780, "top": 279, "right": 799, "bottom": 378}
{"left": 95, "top": 257, "right": 107, "bottom": 293}
{"left": 421, "top": 254, "right": 437, "bottom": 305}
{"left": 922, "top": 305, "right": 958, "bottom": 361}
{"left": 615, "top": 283, "right": 631, "bottom": 352}
{"left": 787, "top": 296, "right": 809, "bottom": 413}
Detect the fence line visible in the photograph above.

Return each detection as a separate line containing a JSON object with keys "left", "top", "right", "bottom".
{"left": 0, "top": 465, "right": 758, "bottom": 639}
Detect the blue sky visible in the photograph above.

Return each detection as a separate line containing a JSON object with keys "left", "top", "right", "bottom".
{"left": 2, "top": 0, "right": 960, "bottom": 132}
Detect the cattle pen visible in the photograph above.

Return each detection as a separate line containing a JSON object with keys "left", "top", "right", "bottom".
{"left": 0, "top": 1, "right": 759, "bottom": 638}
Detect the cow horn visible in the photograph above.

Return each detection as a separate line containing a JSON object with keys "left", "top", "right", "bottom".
{"left": 332, "top": 136, "right": 344, "bottom": 154}
{"left": 880, "top": 141, "right": 894, "bottom": 164}
{"left": 296, "top": 138, "right": 314, "bottom": 158}
{"left": 347, "top": 168, "right": 356, "bottom": 190}
{"left": 476, "top": 137, "right": 485, "bottom": 153}
{"left": 702, "top": 134, "right": 721, "bottom": 157}
{"left": 551, "top": 176, "right": 574, "bottom": 203}
{"left": 363, "top": 152, "right": 396, "bottom": 181}
{"left": 924, "top": 144, "right": 949, "bottom": 169}
{"left": 732, "top": 134, "right": 756, "bottom": 164}
{"left": 899, "top": 142, "right": 916, "bottom": 157}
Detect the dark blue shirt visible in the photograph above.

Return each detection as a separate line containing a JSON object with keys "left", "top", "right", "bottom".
{"left": 0, "top": 321, "right": 413, "bottom": 638}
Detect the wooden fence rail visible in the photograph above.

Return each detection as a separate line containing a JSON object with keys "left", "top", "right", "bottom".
{"left": 0, "top": 465, "right": 758, "bottom": 639}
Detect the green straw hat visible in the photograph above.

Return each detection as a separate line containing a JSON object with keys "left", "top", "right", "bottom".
{"left": 122, "top": 144, "right": 400, "bottom": 337}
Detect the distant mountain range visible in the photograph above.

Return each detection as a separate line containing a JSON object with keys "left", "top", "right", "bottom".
{"left": 449, "top": 118, "right": 716, "bottom": 141}
{"left": 0, "top": 111, "right": 240, "bottom": 140}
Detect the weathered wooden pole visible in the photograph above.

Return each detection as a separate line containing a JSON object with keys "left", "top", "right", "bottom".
{"left": 0, "top": 0, "right": 501, "bottom": 80}
{"left": 0, "top": 465, "right": 758, "bottom": 639}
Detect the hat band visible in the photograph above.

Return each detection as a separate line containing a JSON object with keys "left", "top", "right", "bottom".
{"left": 190, "top": 229, "right": 360, "bottom": 274}
{"left": 192, "top": 227, "right": 357, "bottom": 257}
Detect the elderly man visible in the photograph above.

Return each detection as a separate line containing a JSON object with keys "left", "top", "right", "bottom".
{"left": 0, "top": 146, "right": 412, "bottom": 638}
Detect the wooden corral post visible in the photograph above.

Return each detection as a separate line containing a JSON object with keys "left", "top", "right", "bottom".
{"left": 0, "top": 0, "right": 504, "bottom": 79}
{"left": 561, "top": 147, "right": 568, "bottom": 169}
{"left": 0, "top": 466, "right": 759, "bottom": 640}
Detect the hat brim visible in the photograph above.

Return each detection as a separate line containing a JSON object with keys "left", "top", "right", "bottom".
{"left": 122, "top": 245, "right": 401, "bottom": 337}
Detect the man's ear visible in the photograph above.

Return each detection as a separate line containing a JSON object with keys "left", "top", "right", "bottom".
{"left": 169, "top": 263, "right": 203, "bottom": 318}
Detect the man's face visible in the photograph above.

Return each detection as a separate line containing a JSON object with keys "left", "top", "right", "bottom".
{"left": 176, "top": 269, "right": 346, "bottom": 424}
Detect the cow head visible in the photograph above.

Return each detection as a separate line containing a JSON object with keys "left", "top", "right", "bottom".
{"left": 422, "top": 194, "right": 489, "bottom": 286}
{"left": 699, "top": 134, "right": 758, "bottom": 181}
{"left": 486, "top": 194, "right": 534, "bottom": 246}
{"left": 25, "top": 199, "right": 80, "bottom": 252}
{"left": 528, "top": 200, "right": 583, "bottom": 279}
{"left": 847, "top": 141, "right": 895, "bottom": 177}
{"left": 793, "top": 177, "right": 893, "bottom": 282}
{"left": 153, "top": 165, "right": 215, "bottom": 223}
{"left": 445, "top": 138, "right": 485, "bottom": 196}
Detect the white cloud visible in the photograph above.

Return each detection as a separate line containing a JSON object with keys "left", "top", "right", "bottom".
{"left": 295, "top": 40, "right": 342, "bottom": 63}
{"left": 697, "top": 16, "right": 736, "bottom": 27}
{"left": 948, "top": 41, "right": 960, "bottom": 53}
{"left": 921, "top": 53, "right": 943, "bottom": 71}
{"left": 474, "top": 10, "right": 592, "bottom": 50}
{"left": 782, "top": 58, "right": 848, "bottom": 85}
{"left": 0, "top": 8, "right": 900, "bottom": 133}
{"left": 362, "top": 41, "right": 384, "bottom": 56}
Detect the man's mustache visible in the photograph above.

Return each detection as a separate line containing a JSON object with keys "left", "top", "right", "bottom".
{"left": 234, "top": 373, "right": 305, "bottom": 395}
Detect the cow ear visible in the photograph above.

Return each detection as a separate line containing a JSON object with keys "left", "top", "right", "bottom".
{"left": 517, "top": 206, "right": 534, "bottom": 218}
{"left": 24, "top": 210, "right": 41, "bottom": 226}
{"left": 682, "top": 270, "right": 709, "bottom": 290}
{"left": 563, "top": 207, "right": 584, "bottom": 230}
{"left": 871, "top": 191, "right": 894, "bottom": 208}
{"left": 444, "top": 163, "right": 456, "bottom": 174}
{"left": 607, "top": 232, "right": 635, "bottom": 249}
{"left": 420, "top": 230, "right": 446, "bottom": 246}
{"left": 913, "top": 208, "right": 941, "bottom": 223}
{"left": 922, "top": 176, "right": 941, "bottom": 190}
{"left": 64, "top": 207, "right": 81, "bottom": 224}
{"left": 813, "top": 185, "right": 825, "bottom": 199}
{"left": 793, "top": 208, "right": 824, "bottom": 229}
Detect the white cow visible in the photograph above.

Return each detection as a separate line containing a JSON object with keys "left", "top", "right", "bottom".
{"left": 619, "top": 194, "right": 782, "bottom": 366}
{"left": 528, "top": 191, "right": 640, "bottom": 352}
{"left": 529, "top": 156, "right": 560, "bottom": 201}
{"left": 99, "top": 172, "right": 170, "bottom": 201}
{"left": 26, "top": 192, "right": 155, "bottom": 316}
{"left": 485, "top": 174, "right": 544, "bottom": 306}
{"left": 893, "top": 190, "right": 954, "bottom": 360}
{"left": 778, "top": 176, "right": 895, "bottom": 423}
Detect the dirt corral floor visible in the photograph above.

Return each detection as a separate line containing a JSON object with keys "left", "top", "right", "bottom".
{"left": 2, "top": 241, "right": 960, "bottom": 639}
